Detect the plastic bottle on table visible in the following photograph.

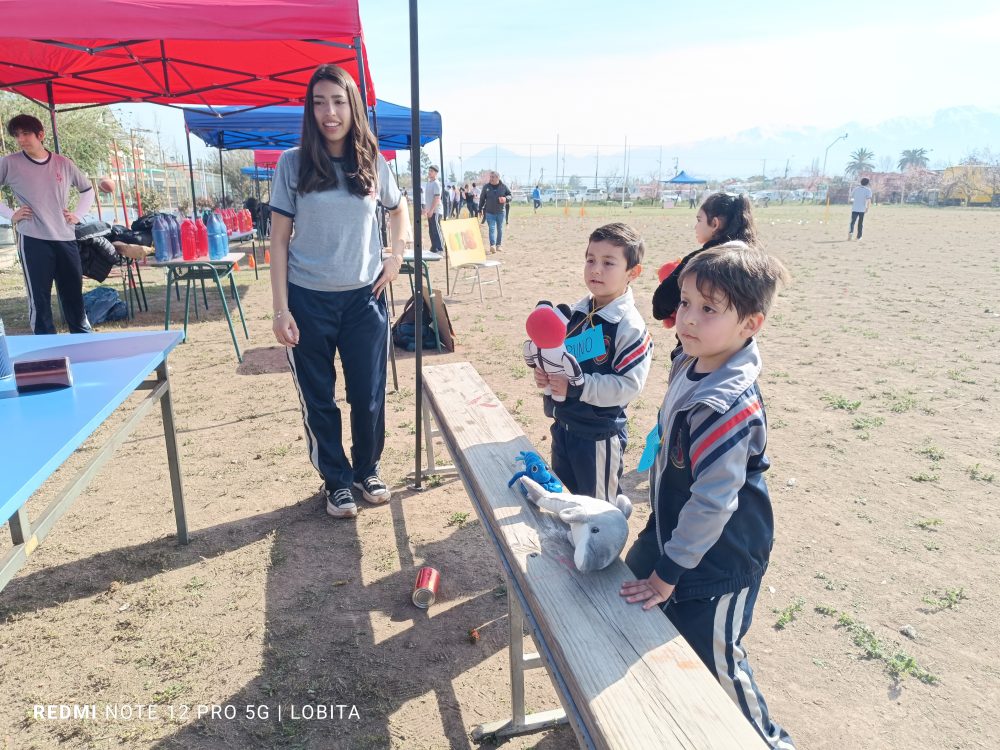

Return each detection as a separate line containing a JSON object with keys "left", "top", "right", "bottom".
{"left": 206, "top": 213, "right": 222, "bottom": 260}
{"left": 166, "top": 214, "right": 182, "bottom": 259}
{"left": 180, "top": 219, "right": 197, "bottom": 260}
{"left": 195, "top": 218, "right": 209, "bottom": 258}
{"left": 152, "top": 214, "right": 171, "bottom": 263}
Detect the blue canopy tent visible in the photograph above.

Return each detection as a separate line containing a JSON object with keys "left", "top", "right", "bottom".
{"left": 664, "top": 170, "right": 707, "bottom": 184}
{"left": 240, "top": 166, "right": 275, "bottom": 181}
{"left": 183, "top": 100, "right": 449, "bottom": 290}
{"left": 183, "top": 100, "right": 443, "bottom": 174}
{"left": 183, "top": 101, "right": 444, "bottom": 241}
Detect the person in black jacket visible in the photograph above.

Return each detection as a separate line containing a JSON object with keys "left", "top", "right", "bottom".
{"left": 478, "top": 171, "right": 511, "bottom": 253}
{"left": 652, "top": 192, "right": 759, "bottom": 331}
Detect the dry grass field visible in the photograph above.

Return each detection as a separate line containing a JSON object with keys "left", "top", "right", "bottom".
{"left": 1, "top": 203, "right": 998, "bottom": 749}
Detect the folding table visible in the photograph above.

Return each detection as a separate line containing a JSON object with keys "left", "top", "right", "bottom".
{"left": 0, "top": 331, "right": 189, "bottom": 593}
{"left": 152, "top": 253, "right": 249, "bottom": 362}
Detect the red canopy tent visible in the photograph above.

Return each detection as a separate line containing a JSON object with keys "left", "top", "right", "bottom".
{"left": 0, "top": 0, "right": 375, "bottom": 116}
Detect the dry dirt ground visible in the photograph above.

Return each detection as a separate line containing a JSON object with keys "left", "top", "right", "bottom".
{"left": 1, "top": 203, "right": 998, "bottom": 750}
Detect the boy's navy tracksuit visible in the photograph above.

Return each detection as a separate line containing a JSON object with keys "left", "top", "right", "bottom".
{"left": 625, "top": 340, "right": 795, "bottom": 749}
{"left": 544, "top": 288, "right": 652, "bottom": 501}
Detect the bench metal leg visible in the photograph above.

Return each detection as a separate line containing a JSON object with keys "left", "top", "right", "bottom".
{"left": 471, "top": 581, "right": 568, "bottom": 741}
{"left": 407, "top": 401, "right": 458, "bottom": 479}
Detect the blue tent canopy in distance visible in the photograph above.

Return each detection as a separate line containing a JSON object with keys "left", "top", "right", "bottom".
{"left": 241, "top": 166, "right": 275, "bottom": 181}
{"left": 664, "top": 170, "right": 707, "bottom": 184}
{"left": 184, "top": 101, "right": 442, "bottom": 152}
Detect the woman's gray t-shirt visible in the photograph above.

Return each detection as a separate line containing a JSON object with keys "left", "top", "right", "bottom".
{"left": 269, "top": 149, "right": 401, "bottom": 292}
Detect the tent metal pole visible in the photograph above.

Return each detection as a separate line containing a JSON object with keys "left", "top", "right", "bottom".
{"left": 353, "top": 35, "right": 369, "bottom": 109}
{"left": 408, "top": 0, "right": 424, "bottom": 491}
{"left": 46, "top": 83, "right": 60, "bottom": 154}
{"left": 219, "top": 146, "right": 226, "bottom": 208}
{"left": 185, "top": 126, "right": 197, "bottom": 218}
{"left": 439, "top": 136, "right": 450, "bottom": 294}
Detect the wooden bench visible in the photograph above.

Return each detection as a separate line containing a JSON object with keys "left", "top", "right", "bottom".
{"left": 421, "top": 362, "right": 766, "bottom": 749}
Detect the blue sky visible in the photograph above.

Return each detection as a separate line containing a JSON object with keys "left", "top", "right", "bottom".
{"left": 123, "top": 0, "right": 1000, "bottom": 172}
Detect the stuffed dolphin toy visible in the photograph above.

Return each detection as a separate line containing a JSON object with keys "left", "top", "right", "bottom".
{"left": 517, "top": 476, "right": 632, "bottom": 572}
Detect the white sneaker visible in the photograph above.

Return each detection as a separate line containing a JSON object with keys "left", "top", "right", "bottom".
{"left": 353, "top": 474, "right": 391, "bottom": 505}
{"left": 847, "top": 232, "right": 853, "bottom": 240}
{"left": 325, "top": 486, "right": 358, "bottom": 518}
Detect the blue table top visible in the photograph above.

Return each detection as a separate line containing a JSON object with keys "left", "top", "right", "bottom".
{"left": 0, "top": 331, "right": 183, "bottom": 522}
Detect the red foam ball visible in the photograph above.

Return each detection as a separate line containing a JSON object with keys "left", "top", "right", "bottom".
{"left": 97, "top": 177, "right": 116, "bottom": 194}
{"left": 525, "top": 307, "right": 566, "bottom": 349}
{"left": 658, "top": 259, "right": 681, "bottom": 282}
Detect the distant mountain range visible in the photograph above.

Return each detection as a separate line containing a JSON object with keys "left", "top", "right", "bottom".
{"left": 453, "top": 106, "right": 1000, "bottom": 185}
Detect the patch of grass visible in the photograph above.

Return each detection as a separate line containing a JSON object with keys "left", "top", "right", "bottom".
{"left": 915, "top": 518, "right": 943, "bottom": 531}
{"left": 852, "top": 415, "right": 885, "bottom": 431}
{"left": 425, "top": 474, "right": 445, "bottom": 488}
{"left": 916, "top": 444, "right": 945, "bottom": 461}
{"left": 152, "top": 684, "right": 186, "bottom": 704}
{"left": 509, "top": 362, "right": 529, "bottom": 379}
{"left": 822, "top": 394, "right": 861, "bottom": 412}
{"left": 835, "top": 615, "right": 937, "bottom": 684}
{"left": 885, "top": 391, "right": 918, "bottom": 413}
{"left": 909, "top": 472, "right": 939, "bottom": 483}
{"left": 814, "top": 573, "right": 846, "bottom": 591}
{"left": 184, "top": 577, "right": 208, "bottom": 592}
{"left": 922, "top": 587, "right": 967, "bottom": 611}
{"left": 946, "top": 368, "right": 977, "bottom": 384}
{"left": 773, "top": 597, "right": 804, "bottom": 630}
{"left": 966, "top": 464, "right": 995, "bottom": 482}
{"left": 446, "top": 511, "right": 470, "bottom": 528}
{"left": 814, "top": 604, "right": 838, "bottom": 617}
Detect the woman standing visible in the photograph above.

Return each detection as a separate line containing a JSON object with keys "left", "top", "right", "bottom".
{"left": 270, "top": 64, "right": 410, "bottom": 518}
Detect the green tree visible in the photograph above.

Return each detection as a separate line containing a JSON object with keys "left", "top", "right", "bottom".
{"left": 898, "top": 148, "right": 930, "bottom": 171}
{"left": 845, "top": 148, "right": 875, "bottom": 178}
{"left": 220, "top": 150, "right": 254, "bottom": 207}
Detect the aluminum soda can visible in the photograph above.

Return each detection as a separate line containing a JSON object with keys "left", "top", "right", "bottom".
{"left": 412, "top": 566, "right": 440, "bottom": 608}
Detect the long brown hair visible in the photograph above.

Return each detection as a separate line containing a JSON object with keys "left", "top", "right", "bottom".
{"left": 297, "top": 64, "right": 378, "bottom": 197}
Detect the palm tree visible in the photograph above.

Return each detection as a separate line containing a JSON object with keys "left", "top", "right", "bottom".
{"left": 845, "top": 148, "right": 875, "bottom": 177}
{"left": 898, "top": 148, "right": 930, "bottom": 171}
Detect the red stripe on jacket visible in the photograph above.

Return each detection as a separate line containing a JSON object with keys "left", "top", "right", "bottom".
{"left": 614, "top": 333, "right": 652, "bottom": 372}
{"left": 690, "top": 399, "right": 762, "bottom": 469}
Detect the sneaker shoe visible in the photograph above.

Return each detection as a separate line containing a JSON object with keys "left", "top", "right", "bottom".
{"left": 495, "top": 245, "right": 502, "bottom": 252}
{"left": 489, "top": 245, "right": 496, "bottom": 254}
{"left": 847, "top": 232, "right": 853, "bottom": 240}
{"left": 353, "top": 474, "right": 391, "bottom": 505}
{"left": 325, "top": 486, "right": 358, "bottom": 518}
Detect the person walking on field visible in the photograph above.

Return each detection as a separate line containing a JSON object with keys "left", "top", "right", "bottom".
{"left": 848, "top": 176, "right": 872, "bottom": 240}
{"left": 423, "top": 165, "right": 444, "bottom": 253}
{"left": 479, "top": 171, "right": 511, "bottom": 253}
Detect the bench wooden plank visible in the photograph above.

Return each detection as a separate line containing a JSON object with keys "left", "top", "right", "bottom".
{"left": 422, "top": 363, "right": 766, "bottom": 750}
